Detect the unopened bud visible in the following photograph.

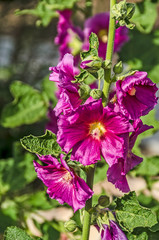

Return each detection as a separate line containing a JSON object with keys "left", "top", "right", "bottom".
{"left": 126, "top": 3, "right": 135, "bottom": 20}
{"left": 64, "top": 220, "right": 77, "bottom": 232}
{"left": 90, "top": 89, "right": 102, "bottom": 99}
{"left": 78, "top": 84, "right": 91, "bottom": 99}
{"left": 98, "top": 195, "right": 110, "bottom": 207}
{"left": 113, "top": 61, "right": 123, "bottom": 74}
{"left": 80, "top": 56, "right": 102, "bottom": 73}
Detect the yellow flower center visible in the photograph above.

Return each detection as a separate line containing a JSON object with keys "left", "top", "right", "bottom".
{"left": 89, "top": 122, "right": 106, "bottom": 140}
{"left": 98, "top": 29, "right": 108, "bottom": 43}
{"left": 63, "top": 171, "right": 73, "bottom": 183}
{"left": 128, "top": 87, "right": 136, "bottom": 96}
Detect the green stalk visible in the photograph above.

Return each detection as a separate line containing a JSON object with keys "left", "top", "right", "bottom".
{"left": 102, "top": 0, "right": 116, "bottom": 106}
{"left": 81, "top": 166, "right": 95, "bottom": 240}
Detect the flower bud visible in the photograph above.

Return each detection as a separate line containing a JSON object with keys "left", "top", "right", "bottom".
{"left": 98, "top": 195, "right": 110, "bottom": 207}
{"left": 78, "top": 83, "right": 91, "bottom": 99}
{"left": 113, "top": 61, "right": 123, "bottom": 74}
{"left": 90, "top": 89, "right": 102, "bottom": 99}
{"left": 80, "top": 56, "right": 102, "bottom": 73}
{"left": 126, "top": 3, "right": 135, "bottom": 20}
{"left": 64, "top": 220, "right": 77, "bottom": 232}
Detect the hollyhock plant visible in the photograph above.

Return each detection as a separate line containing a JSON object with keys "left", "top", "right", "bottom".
{"left": 55, "top": 9, "right": 84, "bottom": 63}
{"left": 97, "top": 220, "right": 128, "bottom": 240}
{"left": 57, "top": 99, "right": 133, "bottom": 166}
{"left": 83, "top": 12, "right": 129, "bottom": 59}
{"left": 107, "top": 119, "right": 153, "bottom": 192}
{"left": 33, "top": 154, "right": 93, "bottom": 212}
{"left": 116, "top": 71, "right": 158, "bottom": 120}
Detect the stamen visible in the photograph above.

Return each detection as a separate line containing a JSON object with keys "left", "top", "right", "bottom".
{"left": 89, "top": 122, "right": 106, "bottom": 140}
{"left": 128, "top": 87, "right": 136, "bottom": 96}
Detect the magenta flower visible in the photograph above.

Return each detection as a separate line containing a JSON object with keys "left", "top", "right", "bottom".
{"left": 49, "top": 54, "right": 82, "bottom": 115}
{"left": 55, "top": 9, "right": 84, "bottom": 63}
{"left": 49, "top": 53, "right": 79, "bottom": 88}
{"left": 116, "top": 71, "right": 158, "bottom": 120}
{"left": 97, "top": 221, "right": 128, "bottom": 240}
{"left": 83, "top": 12, "right": 129, "bottom": 59}
{"left": 57, "top": 99, "right": 133, "bottom": 166}
{"left": 54, "top": 86, "right": 82, "bottom": 116}
{"left": 33, "top": 154, "right": 93, "bottom": 212}
{"left": 107, "top": 119, "right": 153, "bottom": 192}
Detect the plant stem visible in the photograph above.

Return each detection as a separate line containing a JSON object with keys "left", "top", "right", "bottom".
{"left": 102, "top": 0, "right": 116, "bottom": 106}
{"left": 81, "top": 166, "right": 95, "bottom": 240}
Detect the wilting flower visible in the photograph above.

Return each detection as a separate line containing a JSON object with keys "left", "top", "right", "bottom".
{"left": 55, "top": 9, "right": 84, "bottom": 63}
{"left": 57, "top": 99, "right": 133, "bottom": 166}
{"left": 97, "top": 220, "right": 128, "bottom": 240}
{"left": 107, "top": 119, "right": 153, "bottom": 192}
{"left": 49, "top": 54, "right": 82, "bottom": 115}
{"left": 33, "top": 154, "right": 93, "bottom": 212}
{"left": 116, "top": 71, "right": 158, "bottom": 120}
{"left": 83, "top": 12, "right": 129, "bottom": 59}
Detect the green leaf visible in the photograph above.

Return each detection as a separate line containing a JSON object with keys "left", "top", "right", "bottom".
{"left": 20, "top": 130, "right": 61, "bottom": 156}
{"left": 127, "top": 231, "right": 148, "bottom": 240}
{"left": 15, "top": 0, "right": 78, "bottom": 27}
{"left": 4, "top": 226, "right": 33, "bottom": 240}
{"left": 132, "top": 0, "right": 157, "bottom": 33}
{"left": 115, "top": 192, "right": 157, "bottom": 232}
{"left": 1, "top": 81, "right": 49, "bottom": 128}
{"left": 81, "top": 33, "right": 99, "bottom": 60}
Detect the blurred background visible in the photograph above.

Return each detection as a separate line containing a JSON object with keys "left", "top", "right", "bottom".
{"left": 1, "top": 0, "right": 159, "bottom": 239}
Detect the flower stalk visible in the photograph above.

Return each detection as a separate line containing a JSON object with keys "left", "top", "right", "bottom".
{"left": 102, "top": 0, "right": 117, "bottom": 106}
{"left": 82, "top": 166, "right": 95, "bottom": 240}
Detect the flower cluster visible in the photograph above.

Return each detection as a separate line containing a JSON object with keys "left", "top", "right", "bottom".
{"left": 34, "top": 9, "right": 158, "bottom": 218}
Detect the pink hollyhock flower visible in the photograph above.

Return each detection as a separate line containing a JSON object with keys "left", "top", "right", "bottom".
{"left": 49, "top": 54, "right": 82, "bottom": 116}
{"left": 97, "top": 221, "right": 128, "bottom": 240}
{"left": 49, "top": 53, "right": 79, "bottom": 88}
{"left": 116, "top": 71, "right": 158, "bottom": 120}
{"left": 107, "top": 119, "right": 153, "bottom": 192}
{"left": 83, "top": 12, "right": 129, "bottom": 59}
{"left": 33, "top": 154, "right": 93, "bottom": 212}
{"left": 57, "top": 99, "right": 133, "bottom": 166}
{"left": 55, "top": 9, "right": 84, "bottom": 64}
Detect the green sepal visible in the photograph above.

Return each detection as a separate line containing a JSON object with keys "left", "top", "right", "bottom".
{"left": 113, "top": 61, "right": 123, "bottom": 74}
{"left": 90, "top": 89, "right": 102, "bottom": 99}
{"left": 64, "top": 220, "right": 77, "bottom": 232}
{"left": 78, "top": 83, "right": 91, "bottom": 100}
{"left": 117, "top": 70, "right": 137, "bottom": 81}
{"left": 73, "top": 70, "right": 89, "bottom": 83}
{"left": 20, "top": 130, "right": 61, "bottom": 157}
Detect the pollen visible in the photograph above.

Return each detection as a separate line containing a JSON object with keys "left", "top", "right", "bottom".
{"left": 63, "top": 171, "right": 73, "bottom": 183}
{"left": 128, "top": 87, "right": 136, "bottom": 96}
{"left": 98, "top": 29, "right": 108, "bottom": 43}
{"left": 89, "top": 122, "right": 106, "bottom": 140}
